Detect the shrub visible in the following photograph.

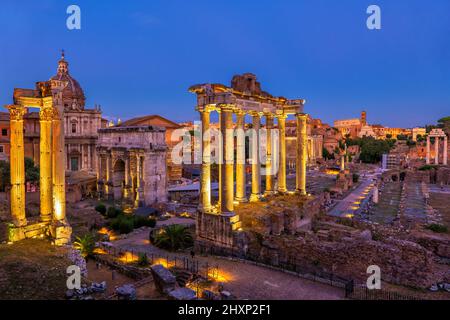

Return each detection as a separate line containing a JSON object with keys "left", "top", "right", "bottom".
{"left": 133, "top": 216, "right": 157, "bottom": 229}
{"left": 95, "top": 203, "right": 107, "bottom": 216}
{"left": 73, "top": 234, "right": 96, "bottom": 258}
{"left": 137, "top": 253, "right": 149, "bottom": 266}
{"left": 110, "top": 215, "right": 133, "bottom": 234}
{"left": 119, "top": 219, "right": 134, "bottom": 234}
{"left": 107, "top": 206, "right": 121, "bottom": 219}
{"left": 426, "top": 224, "right": 448, "bottom": 233}
{"left": 154, "top": 225, "right": 193, "bottom": 251}
{"left": 418, "top": 165, "right": 436, "bottom": 171}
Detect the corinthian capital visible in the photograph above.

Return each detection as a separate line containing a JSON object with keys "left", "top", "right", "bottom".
{"left": 39, "top": 107, "right": 56, "bottom": 121}
{"left": 6, "top": 105, "right": 27, "bottom": 121}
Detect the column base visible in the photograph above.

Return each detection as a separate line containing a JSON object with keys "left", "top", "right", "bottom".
{"left": 234, "top": 196, "right": 248, "bottom": 203}
{"left": 50, "top": 220, "right": 72, "bottom": 246}
{"left": 264, "top": 190, "right": 275, "bottom": 197}
{"left": 198, "top": 204, "right": 213, "bottom": 213}
{"left": 249, "top": 193, "right": 261, "bottom": 202}
{"left": 277, "top": 188, "right": 288, "bottom": 194}
{"left": 296, "top": 189, "right": 307, "bottom": 196}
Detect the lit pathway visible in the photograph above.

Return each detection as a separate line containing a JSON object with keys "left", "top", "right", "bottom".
{"left": 328, "top": 172, "right": 378, "bottom": 218}
{"left": 111, "top": 229, "right": 346, "bottom": 300}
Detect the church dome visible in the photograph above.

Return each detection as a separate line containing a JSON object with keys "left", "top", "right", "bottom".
{"left": 50, "top": 51, "right": 86, "bottom": 110}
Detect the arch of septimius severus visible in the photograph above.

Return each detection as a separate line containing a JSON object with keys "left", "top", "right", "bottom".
{"left": 4, "top": 80, "right": 71, "bottom": 245}
{"left": 189, "top": 73, "right": 308, "bottom": 248}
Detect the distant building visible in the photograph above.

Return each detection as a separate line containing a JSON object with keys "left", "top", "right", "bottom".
{"left": 96, "top": 125, "right": 168, "bottom": 206}
{"left": 412, "top": 127, "right": 426, "bottom": 141}
{"left": 334, "top": 111, "right": 366, "bottom": 138}
{"left": 358, "top": 125, "right": 377, "bottom": 138}
{"left": 118, "top": 115, "right": 184, "bottom": 183}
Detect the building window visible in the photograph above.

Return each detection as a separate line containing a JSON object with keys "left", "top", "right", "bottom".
{"left": 1, "top": 129, "right": 7, "bottom": 136}
{"left": 72, "top": 123, "right": 77, "bottom": 133}
{"left": 0, "top": 146, "right": 3, "bottom": 153}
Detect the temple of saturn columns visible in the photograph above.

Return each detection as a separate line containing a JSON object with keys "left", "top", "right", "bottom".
{"left": 5, "top": 80, "right": 72, "bottom": 245}
{"left": 426, "top": 129, "right": 448, "bottom": 165}
{"left": 189, "top": 73, "right": 308, "bottom": 248}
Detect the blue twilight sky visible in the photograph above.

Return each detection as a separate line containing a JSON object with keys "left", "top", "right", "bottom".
{"left": 0, "top": 0, "right": 449, "bottom": 127}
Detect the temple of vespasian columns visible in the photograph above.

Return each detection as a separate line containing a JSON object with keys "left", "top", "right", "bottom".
{"left": 189, "top": 73, "right": 308, "bottom": 249}
{"left": 4, "top": 80, "right": 72, "bottom": 245}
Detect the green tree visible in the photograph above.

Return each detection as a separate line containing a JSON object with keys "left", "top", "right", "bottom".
{"left": 0, "top": 160, "right": 10, "bottom": 191}
{"left": 153, "top": 225, "right": 193, "bottom": 251}
{"left": 25, "top": 157, "right": 39, "bottom": 183}
{"left": 357, "top": 137, "right": 395, "bottom": 164}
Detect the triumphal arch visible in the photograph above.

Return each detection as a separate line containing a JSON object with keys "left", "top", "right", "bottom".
{"left": 189, "top": 73, "right": 308, "bottom": 249}
{"left": 5, "top": 80, "right": 72, "bottom": 245}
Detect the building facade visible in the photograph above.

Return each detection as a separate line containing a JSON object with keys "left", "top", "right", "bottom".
{"left": 118, "top": 115, "right": 183, "bottom": 183}
{"left": 96, "top": 126, "right": 168, "bottom": 206}
{"left": 1, "top": 52, "right": 105, "bottom": 172}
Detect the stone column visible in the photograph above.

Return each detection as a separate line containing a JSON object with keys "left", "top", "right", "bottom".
{"left": 39, "top": 106, "right": 53, "bottom": 222}
{"left": 199, "top": 109, "right": 211, "bottom": 211}
{"left": 435, "top": 138, "right": 439, "bottom": 164}
{"left": 250, "top": 112, "right": 261, "bottom": 202}
{"left": 124, "top": 156, "right": 131, "bottom": 200}
{"left": 105, "top": 152, "right": 113, "bottom": 199}
{"left": 426, "top": 136, "right": 431, "bottom": 164}
{"left": 235, "top": 110, "right": 247, "bottom": 202}
{"left": 96, "top": 153, "right": 104, "bottom": 199}
{"left": 7, "top": 105, "right": 27, "bottom": 227}
{"left": 296, "top": 113, "right": 307, "bottom": 195}
{"left": 340, "top": 153, "right": 345, "bottom": 172}
{"left": 135, "top": 154, "right": 144, "bottom": 207}
{"left": 52, "top": 105, "right": 66, "bottom": 221}
{"left": 265, "top": 114, "right": 274, "bottom": 195}
{"left": 444, "top": 136, "right": 448, "bottom": 166}
{"left": 220, "top": 105, "right": 234, "bottom": 213}
{"left": 277, "top": 114, "right": 287, "bottom": 193}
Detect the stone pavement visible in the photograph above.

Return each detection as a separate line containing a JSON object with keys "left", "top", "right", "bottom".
{"left": 328, "top": 174, "right": 377, "bottom": 218}
{"left": 111, "top": 229, "right": 346, "bottom": 300}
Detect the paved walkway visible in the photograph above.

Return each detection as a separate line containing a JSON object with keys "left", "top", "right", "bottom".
{"left": 328, "top": 173, "right": 377, "bottom": 218}
{"left": 111, "top": 230, "right": 345, "bottom": 300}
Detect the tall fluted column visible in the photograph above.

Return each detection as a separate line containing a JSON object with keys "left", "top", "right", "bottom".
{"left": 277, "top": 114, "right": 287, "bottom": 193}
{"left": 135, "top": 154, "right": 144, "bottom": 207}
{"left": 296, "top": 113, "right": 307, "bottom": 195}
{"left": 39, "top": 106, "right": 53, "bottom": 222}
{"left": 199, "top": 109, "right": 211, "bottom": 211}
{"left": 235, "top": 110, "right": 247, "bottom": 202}
{"left": 52, "top": 104, "right": 66, "bottom": 221}
{"left": 135, "top": 155, "right": 141, "bottom": 206}
{"left": 7, "top": 105, "right": 27, "bottom": 227}
{"left": 265, "top": 114, "right": 274, "bottom": 195}
{"left": 105, "top": 152, "right": 113, "bottom": 199}
{"left": 435, "top": 138, "right": 439, "bottom": 164}
{"left": 444, "top": 136, "right": 448, "bottom": 165}
{"left": 426, "top": 136, "right": 431, "bottom": 164}
{"left": 250, "top": 112, "right": 261, "bottom": 202}
{"left": 124, "top": 157, "right": 131, "bottom": 200}
{"left": 220, "top": 105, "right": 234, "bottom": 213}
{"left": 96, "top": 153, "right": 104, "bottom": 199}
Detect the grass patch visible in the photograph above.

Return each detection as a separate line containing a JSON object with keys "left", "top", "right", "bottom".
{"left": 425, "top": 224, "right": 448, "bottom": 234}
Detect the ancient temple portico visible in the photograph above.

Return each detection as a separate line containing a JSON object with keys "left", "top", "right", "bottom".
{"left": 5, "top": 80, "right": 72, "bottom": 245}
{"left": 426, "top": 129, "right": 448, "bottom": 165}
{"left": 190, "top": 73, "right": 307, "bottom": 248}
